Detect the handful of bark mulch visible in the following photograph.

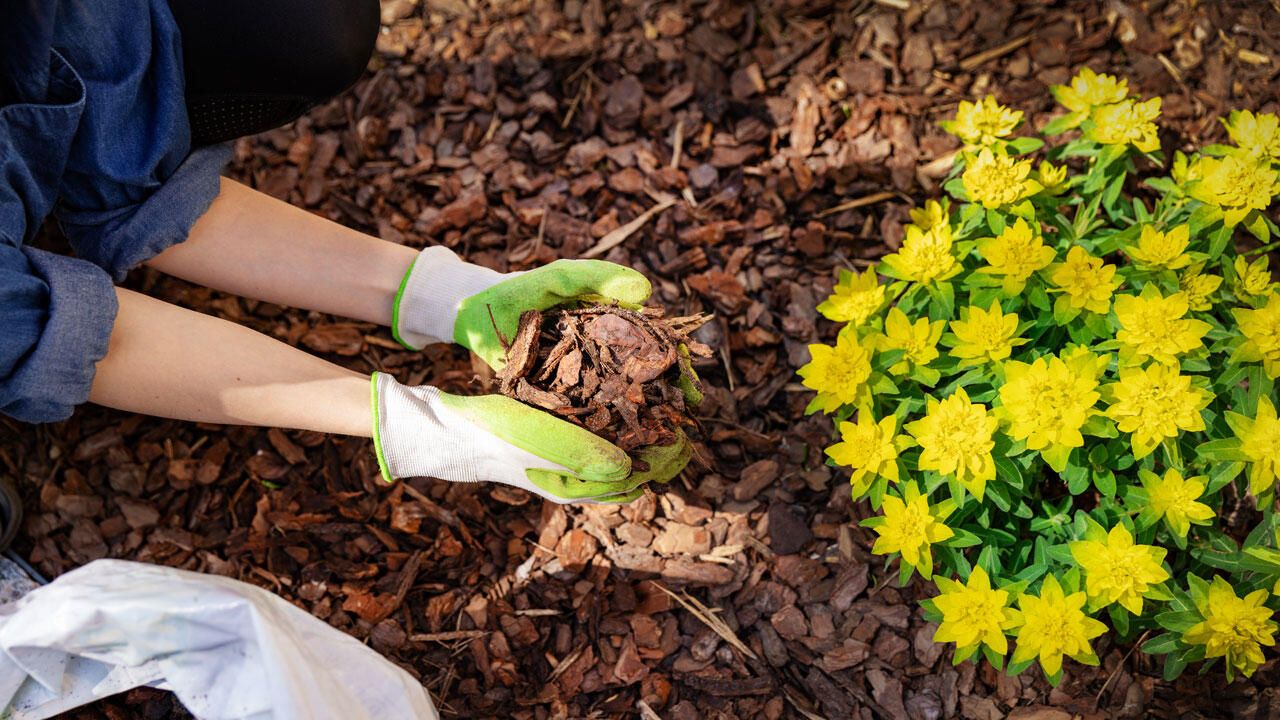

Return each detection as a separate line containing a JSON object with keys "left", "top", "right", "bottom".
{"left": 495, "top": 301, "right": 713, "bottom": 457}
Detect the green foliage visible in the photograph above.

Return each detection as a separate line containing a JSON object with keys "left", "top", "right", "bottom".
{"left": 799, "top": 73, "right": 1280, "bottom": 682}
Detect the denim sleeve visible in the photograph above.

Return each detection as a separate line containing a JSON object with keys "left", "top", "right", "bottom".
{"left": 56, "top": 144, "right": 232, "bottom": 281}
{"left": 49, "top": 0, "right": 232, "bottom": 280}
{"left": 0, "top": 245, "right": 117, "bottom": 423}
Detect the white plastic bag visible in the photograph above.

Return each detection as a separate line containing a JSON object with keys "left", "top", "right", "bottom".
{"left": 0, "top": 559, "right": 438, "bottom": 720}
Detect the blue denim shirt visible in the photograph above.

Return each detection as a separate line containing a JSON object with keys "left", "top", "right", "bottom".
{"left": 1, "top": 0, "right": 230, "bottom": 423}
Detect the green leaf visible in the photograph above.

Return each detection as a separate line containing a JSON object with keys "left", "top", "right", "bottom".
{"left": 1144, "top": 176, "right": 1177, "bottom": 195}
{"left": 986, "top": 209, "right": 1006, "bottom": 236}
{"left": 1064, "top": 461, "right": 1091, "bottom": 495}
{"left": 1208, "top": 224, "right": 1233, "bottom": 260}
{"left": 1109, "top": 603, "right": 1131, "bottom": 637}
{"left": 1206, "top": 461, "right": 1243, "bottom": 494}
{"left": 1011, "top": 562, "right": 1049, "bottom": 584}
{"left": 1242, "top": 211, "right": 1270, "bottom": 242}
{"left": 1164, "top": 651, "right": 1189, "bottom": 681}
{"left": 908, "top": 365, "right": 942, "bottom": 387}
{"left": 1155, "top": 611, "right": 1201, "bottom": 634}
{"left": 1006, "top": 136, "right": 1045, "bottom": 155}
{"left": 1027, "top": 284, "right": 1051, "bottom": 312}
{"left": 975, "top": 545, "right": 1000, "bottom": 577}
{"left": 873, "top": 350, "right": 908, "bottom": 373}
{"left": 982, "top": 644, "right": 1005, "bottom": 671}
{"left": 1053, "top": 294, "right": 1082, "bottom": 326}
{"left": 1041, "top": 112, "right": 1083, "bottom": 136}
{"left": 986, "top": 482, "right": 1012, "bottom": 512}
{"left": 944, "top": 528, "right": 983, "bottom": 548}
{"left": 1092, "top": 470, "right": 1117, "bottom": 498}
{"left": 929, "top": 281, "right": 956, "bottom": 322}
{"left": 1188, "top": 203, "right": 1222, "bottom": 238}
{"left": 1102, "top": 170, "right": 1128, "bottom": 219}
{"left": 1196, "top": 438, "right": 1247, "bottom": 462}
{"left": 994, "top": 456, "right": 1024, "bottom": 488}
{"left": 1143, "top": 632, "right": 1182, "bottom": 655}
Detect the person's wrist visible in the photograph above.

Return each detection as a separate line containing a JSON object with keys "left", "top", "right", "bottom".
{"left": 392, "top": 247, "right": 505, "bottom": 350}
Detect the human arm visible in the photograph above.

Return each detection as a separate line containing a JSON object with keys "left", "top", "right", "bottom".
{"left": 89, "top": 286, "right": 372, "bottom": 435}
{"left": 145, "top": 176, "right": 417, "bottom": 326}
{"left": 88, "top": 288, "right": 647, "bottom": 501}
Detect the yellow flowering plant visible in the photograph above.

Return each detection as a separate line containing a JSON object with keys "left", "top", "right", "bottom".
{"left": 800, "top": 68, "right": 1280, "bottom": 684}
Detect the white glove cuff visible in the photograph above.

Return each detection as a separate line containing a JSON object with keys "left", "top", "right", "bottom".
{"left": 371, "top": 374, "right": 578, "bottom": 500}
{"left": 392, "top": 246, "right": 506, "bottom": 350}
{"left": 373, "top": 375, "right": 475, "bottom": 482}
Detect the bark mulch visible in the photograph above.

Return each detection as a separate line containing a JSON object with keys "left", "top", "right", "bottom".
{"left": 5, "top": 0, "right": 1280, "bottom": 718}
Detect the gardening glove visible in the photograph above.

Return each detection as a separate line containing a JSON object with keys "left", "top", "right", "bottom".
{"left": 391, "top": 246, "right": 652, "bottom": 369}
{"left": 371, "top": 372, "right": 647, "bottom": 503}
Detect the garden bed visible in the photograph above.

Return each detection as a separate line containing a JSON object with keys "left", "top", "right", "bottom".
{"left": 7, "top": 0, "right": 1280, "bottom": 718}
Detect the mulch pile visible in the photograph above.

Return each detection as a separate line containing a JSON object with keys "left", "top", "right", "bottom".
{"left": 498, "top": 304, "right": 710, "bottom": 455}
{"left": 6, "top": 0, "right": 1280, "bottom": 718}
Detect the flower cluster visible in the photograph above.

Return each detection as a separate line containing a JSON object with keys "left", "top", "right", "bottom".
{"left": 800, "top": 69, "right": 1280, "bottom": 683}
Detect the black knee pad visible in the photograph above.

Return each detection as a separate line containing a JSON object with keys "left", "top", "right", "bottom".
{"left": 170, "top": 0, "right": 380, "bottom": 144}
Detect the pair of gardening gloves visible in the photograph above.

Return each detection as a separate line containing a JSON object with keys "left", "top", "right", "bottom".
{"left": 373, "top": 247, "right": 692, "bottom": 503}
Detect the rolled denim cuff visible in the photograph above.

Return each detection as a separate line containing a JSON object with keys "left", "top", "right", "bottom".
{"left": 1, "top": 248, "right": 117, "bottom": 422}
{"left": 57, "top": 143, "right": 233, "bottom": 281}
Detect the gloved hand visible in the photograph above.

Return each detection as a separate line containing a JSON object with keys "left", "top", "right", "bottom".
{"left": 371, "top": 373, "right": 692, "bottom": 503}
{"left": 391, "top": 246, "right": 651, "bottom": 368}
{"left": 383, "top": 248, "right": 693, "bottom": 501}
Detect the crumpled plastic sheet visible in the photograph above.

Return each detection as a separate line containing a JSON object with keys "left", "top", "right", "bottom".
{"left": 0, "top": 559, "right": 439, "bottom": 720}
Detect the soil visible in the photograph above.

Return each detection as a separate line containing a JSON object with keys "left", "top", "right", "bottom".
{"left": 5, "top": 1, "right": 1280, "bottom": 719}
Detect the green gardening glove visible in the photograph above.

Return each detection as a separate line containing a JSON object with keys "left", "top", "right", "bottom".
{"left": 372, "top": 373, "right": 647, "bottom": 503}
{"left": 384, "top": 247, "right": 693, "bottom": 501}
{"left": 391, "top": 246, "right": 651, "bottom": 368}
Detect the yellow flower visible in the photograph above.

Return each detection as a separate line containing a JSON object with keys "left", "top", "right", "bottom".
{"left": 905, "top": 389, "right": 998, "bottom": 500}
{"left": 1141, "top": 468, "right": 1214, "bottom": 538}
{"left": 1222, "top": 109, "right": 1280, "bottom": 162}
{"left": 1087, "top": 97, "right": 1162, "bottom": 152}
{"left": 1230, "top": 395, "right": 1280, "bottom": 497}
{"left": 1178, "top": 264, "right": 1223, "bottom": 311}
{"left": 961, "top": 147, "right": 1042, "bottom": 210}
{"left": 876, "top": 307, "right": 944, "bottom": 375}
{"left": 1103, "top": 363, "right": 1212, "bottom": 459}
{"left": 1010, "top": 574, "right": 1106, "bottom": 678}
{"left": 933, "top": 566, "right": 1017, "bottom": 657}
{"left": 817, "top": 266, "right": 885, "bottom": 326}
{"left": 1233, "top": 291, "right": 1280, "bottom": 378}
{"left": 827, "top": 413, "right": 905, "bottom": 498}
{"left": 1113, "top": 287, "right": 1211, "bottom": 365}
{"left": 1052, "top": 68, "right": 1130, "bottom": 116}
{"left": 1069, "top": 524, "right": 1170, "bottom": 615}
{"left": 1188, "top": 154, "right": 1280, "bottom": 227}
{"left": 909, "top": 199, "right": 951, "bottom": 233}
{"left": 1046, "top": 247, "right": 1122, "bottom": 315}
{"left": 869, "top": 483, "right": 953, "bottom": 578}
{"left": 1061, "top": 344, "right": 1112, "bottom": 381}
{"left": 881, "top": 224, "right": 959, "bottom": 286}
{"left": 948, "top": 301, "right": 1027, "bottom": 364}
{"left": 1127, "top": 224, "right": 1192, "bottom": 269}
{"left": 943, "top": 95, "right": 1023, "bottom": 146}
{"left": 797, "top": 332, "right": 874, "bottom": 413}
{"left": 976, "top": 217, "right": 1056, "bottom": 295}
{"left": 1183, "top": 577, "right": 1277, "bottom": 681}
{"left": 999, "top": 354, "right": 1100, "bottom": 457}
{"left": 1038, "top": 161, "right": 1068, "bottom": 191}
{"left": 1234, "top": 256, "right": 1278, "bottom": 299}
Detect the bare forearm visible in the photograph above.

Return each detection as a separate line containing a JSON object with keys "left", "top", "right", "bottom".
{"left": 89, "top": 288, "right": 372, "bottom": 436}
{"left": 146, "top": 177, "right": 417, "bottom": 325}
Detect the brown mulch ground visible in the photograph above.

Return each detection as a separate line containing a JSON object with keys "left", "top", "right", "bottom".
{"left": 6, "top": 1, "right": 1280, "bottom": 718}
